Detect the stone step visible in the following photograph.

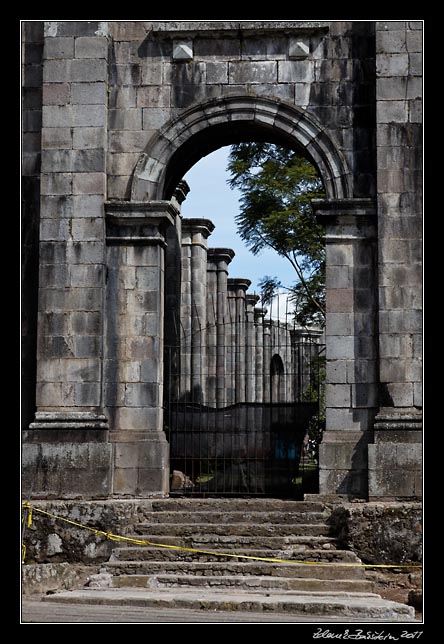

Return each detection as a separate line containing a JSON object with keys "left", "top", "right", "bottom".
{"left": 112, "top": 573, "right": 374, "bottom": 593}
{"left": 133, "top": 523, "right": 330, "bottom": 537}
{"left": 124, "top": 534, "right": 337, "bottom": 549}
{"left": 137, "top": 510, "right": 328, "bottom": 524}
{"left": 42, "top": 588, "right": 415, "bottom": 620}
{"left": 110, "top": 547, "right": 359, "bottom": 563}
{"left": 104, "top": 559, "right": 366, "bottom": 580}
{"left": 151, "top": 499, "right": 326, "bottom": 513}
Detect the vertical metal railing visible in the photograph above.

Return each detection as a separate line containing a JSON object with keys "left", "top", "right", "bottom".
{"left": 165, "top": 294, "right": 325, "bottom": 497}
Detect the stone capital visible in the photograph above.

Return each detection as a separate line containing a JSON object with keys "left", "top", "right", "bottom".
{"left": 312, "top": 198, "right": 377, "bottom": 241}
{"left": 172, "top": 180, "right": 190, "bottom": 205}
{"left": 207, "top": 248, "right": 235, "bottom": 272}
{"left": 181, "top": 218, "right": 215, "bottom": 248}
{"left": 227, "top": 278, "right": 252, "bottom": 294}
{"left": 105, "top": 200, "right": 179, "bottom": 245}
{"left": 254, "top": 306, "right": 267, "bottom": 320}
{"left": 246, "top": 294, "right": 260, "bottom": 308}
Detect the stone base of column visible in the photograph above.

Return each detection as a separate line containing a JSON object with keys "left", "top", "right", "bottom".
{"left": 112, "top": 433, "right": 170, "bottom": 497}
{"left": 368, "top": 409, "right": 422, "bottom": 499}
{"left": 23, "top": 413, "right": 112, "bottom": 499}
{"left": 318, "top": 431, "right": 372, "bottom": 498}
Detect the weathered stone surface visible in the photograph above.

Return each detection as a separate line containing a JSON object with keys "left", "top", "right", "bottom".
{"left": 23, "top": 20, "right": 422, "bottom": 502}
{"left": 72, "top": 104, "right": 106, "bottom": 127}
{"left": 45, "top": 36, "right": 74, "bottom": 59}
{"left": 42, "top": 82, "right": 70, "bottom": 105}
{"left": 73, "top": 127, "right": 106, "bottom": 150}
{"left": 22, "top": 442, "right": 112, "bottom": 499}
{"left": 70, "top": 59, "right": 107, "bottom": 82}
{"left": 42, "top": 128, "right": 72, "bottom": 150}
{"left": 278, "top": 60, "right": 314, "bottom": 82}
{"left": 136, "top": 86, "right": 170, "bottom": 108}
{"left": 43, "top": 59, "right": 70, "bottom": 83}
{"left": 71, "top": 82, "right": 107, "bottom": 104}
{"left": 229, "top": 61, "right": 277, "bottom": 84}
{"left": 329, "top": 502, "right": 422, "bottom": 564}
{"left": 73, "top": 172, "right": 106, "bottom": 195}
{"left": 109, "top": 109, "right": 142, "bottom": 130}
{"left": 22, "top": 563, "right": 92, "bottom": 595}
{"left": 75, "top": 37, "right": 108, "bottom": 59}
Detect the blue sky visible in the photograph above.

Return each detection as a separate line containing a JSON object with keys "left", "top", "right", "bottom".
{"left": 181, "top": 146, "right": 295, "bottom": 295}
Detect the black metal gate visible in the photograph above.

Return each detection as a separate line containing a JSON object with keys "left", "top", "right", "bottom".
{"left": 164, "top": 306, "right": 325, "bottom": 498}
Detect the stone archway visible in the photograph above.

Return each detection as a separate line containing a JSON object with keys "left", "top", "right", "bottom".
{"left": 120, "top": 96, "right": 378, "bottom": 498}
{"left": 23, "top": 21, "right": 421, "bottom": 501}
{"left": 130, "top": 95, "right": 353, "bottom": 202}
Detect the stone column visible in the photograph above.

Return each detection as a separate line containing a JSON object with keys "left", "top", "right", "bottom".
{"left": 313, "top": 198, "right": 378, "bottom": 498}
{"left": 181, "top": 219, "right": 215, "bottom": 403}
{"left": 262, "top": 319, "right": 272, "bottom": 404}
{"left": 104, "top": 201, "right": 178, "bottom": 496}
{"left": 23, "top": 24, "right": 112, "bottom": 498}
{"left": 290, "top": 328, "right": 302, "bottom": 402}
{"left": 226, "top": 284, "right": 236, "bottom": 406}
{"left": 207, "top": 249, "right": 235, "bottom": 408}
{"left": 254, "top": 307, "right": 266, "bottom": 403}
{"left": 246, "top": 295, "right": 259, "bottom": 403}
{"left": 369, "top": 22, "right": 422, "bottom": 499}
{"left": 164, "top": 182, "right": 189, "bottom": 406}
{"left": 206, "top": 258, "right": 218, "bottom": 407}
{"left": 228, "top": 279, "right": 251, "bottom": 404}
{"left": 180, "top": 224, "right": 192, "bottom": 398}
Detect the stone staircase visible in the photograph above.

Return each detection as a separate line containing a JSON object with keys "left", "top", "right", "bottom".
{"left": 43, "top": 499, "right": 415, "bottom": 620}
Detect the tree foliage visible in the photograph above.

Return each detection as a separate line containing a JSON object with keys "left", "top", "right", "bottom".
{"left": 227, "top": 142, "right": 326, "bottom": 327}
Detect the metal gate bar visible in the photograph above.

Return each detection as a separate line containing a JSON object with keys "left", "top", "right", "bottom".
{"left": 165, "top": 295, "right": 325, "bottom": 497}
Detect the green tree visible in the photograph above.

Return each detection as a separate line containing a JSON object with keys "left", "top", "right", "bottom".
{"left": 227, "top": 142, "right": 326, "bottom": 326}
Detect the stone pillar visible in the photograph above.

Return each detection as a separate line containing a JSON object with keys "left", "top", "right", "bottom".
{"left": 226, "top": 283, "right": 236, "bottom": 406}
{"left": 181, "top": 219, "right": 215, "bottom": 403}
{"left": 313, "top": 198, "right": 378, "bottom": 498}
{"left": 163, "top": 183, "right": 188, "bottom": 408}
{"left": 368, "top": 22, "right": 422, "bottom": 499}
{"left": 290, "top": 328, "right": 303, "bottom": 402}
{"left": 104, "top": 201, "right": 178, "bottom": 496}
{"left": 227, "top": 278, "right": 251, "bottom": 403}
{"left": 228, "top": 279, "right": 251, "bottom": 403}
{"left": 246, "top": 295, "right": 259, "bottom": 403}
{"left": 180, "top": 224, "right": 192, "bottom": 398}
{"left": 254, "top": 307, "right": 266, "bottom": 403}
{"left": 207, "top": 249, "right": 235, "bottom": 408}
{"left": 263, "top": 319, "right": 272, "bottom": 404}
{"left": 206, "top": 258, "right": 218, "bottom": 408}
{"left": 23, "top": 24, "right": 112, "bottom": 498}
{"left": 22, "top": 22, "right": 43, "bottom": 433}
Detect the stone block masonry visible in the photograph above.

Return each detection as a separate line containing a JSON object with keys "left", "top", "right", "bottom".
{"left": 23, "top": 23, "right": 111, "bottom": 498}
{"left": 370, "top": 21, "right": 422, "bottom": 499}
{"left": 22, "top": 20, "right": 422, "bottom": 500}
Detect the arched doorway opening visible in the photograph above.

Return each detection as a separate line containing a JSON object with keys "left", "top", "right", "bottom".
{"left": 131, "top": 95, "right": 352, "bottom": 202}
{"left": 139, "top": 97, "right": 336, "bottom": 496}
{"left": 270, "top": 354, "right": 285, "bottom": 404}
{"left": 116, "top": 96, "right": 374, "bottom": 498}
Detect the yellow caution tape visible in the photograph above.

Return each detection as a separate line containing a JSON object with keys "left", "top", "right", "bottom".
{"left": 21, "top": 503, "right": 33, "bottom": 563}
{"left": 21, "top": 502, "right": 422, "bottom": 569}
